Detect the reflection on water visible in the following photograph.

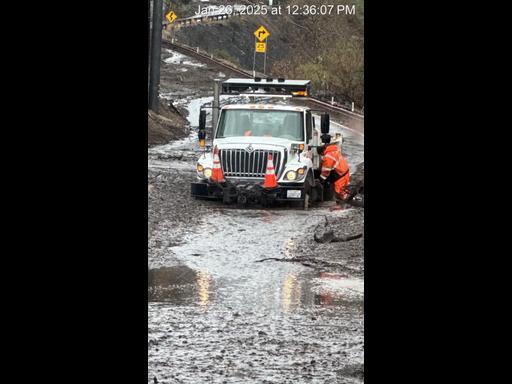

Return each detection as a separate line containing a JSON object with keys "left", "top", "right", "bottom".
{"left": 149, "top": 267, "right": 362, "bottom": 313}
{"left": 279, "top": 271, "right": 364, "bottom": 311}
{"left": 281, "top": 273, "right": 301, "bottom": 313}
{"left": 316, "top": 272, "right": 342, "bottom": 305}
{"left": 260, "top": 210, "right": 276, "bottom": 224}
{"left": 313, "top": 272, "right": 364, "bottom": 308}
{"left": 148, "top": 266, "right": 214, "bottom": 307}
{"left": 196, "top": 271, "right": 212, "bottom": 308}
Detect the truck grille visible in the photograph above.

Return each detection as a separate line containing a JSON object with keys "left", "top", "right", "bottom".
{"left": 219, "top": 149, "right": 284, "bottom": 178}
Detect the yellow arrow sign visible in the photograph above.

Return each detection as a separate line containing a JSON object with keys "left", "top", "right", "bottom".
{"left": 254, "top": 26, "right": 270, "bottom": 42}
{"left": 255, "top": 42, "right": 266, "bottom": 53}
{"left": 166, "top": 11, "right": 177, "bottom": 23}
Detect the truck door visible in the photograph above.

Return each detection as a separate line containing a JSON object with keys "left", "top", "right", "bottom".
{"left": 306, "top": 110, "right": 312, "bottom": 144}
{"left": 306, "top": 110, "right": 320, "bottom": 169}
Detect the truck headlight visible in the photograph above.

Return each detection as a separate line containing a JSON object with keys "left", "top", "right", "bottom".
{"left": 284, "top": 167, "right": 306, "bottom": 181}
{"left": 197, "top": 164, "right": 204, "bottom": 172}
{"left": 285, "top": 171, "right": 297, "bottom": 181}
{"left": 296, "top": 167, "right": 307, "bottom": 180}
{"left": 203, "top": 168, "right": 212, "bottom": 178}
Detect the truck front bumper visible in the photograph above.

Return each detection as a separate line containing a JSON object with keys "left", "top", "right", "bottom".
{"left": 191, "top": 180, "right": 306, "bottom": 205}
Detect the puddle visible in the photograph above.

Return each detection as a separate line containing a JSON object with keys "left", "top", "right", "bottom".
{"left": 310, "top": 272, "right": 364, "bottom": 307}
{"left": 148, "top": 266, "right": 215, "bottom": 308}
{"left": 149, "top": 256, "right": 362, "bottom": 312}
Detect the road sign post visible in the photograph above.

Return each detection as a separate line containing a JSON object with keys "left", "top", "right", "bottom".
{"left": 253, "top": 26, "right": 270, "bottom": 75}
{"left": 263, "top": 37, "right": 268, "bottom": 75}
{"left": 252, "top": 36, "right": 257, "bottom": 75}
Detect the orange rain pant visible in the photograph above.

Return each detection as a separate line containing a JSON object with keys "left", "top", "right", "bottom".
{"left": 320, "top": 144, "right": 350, "bottom": 200}
{"left": 333, "top": 171, "right": 350, "bottom": 200}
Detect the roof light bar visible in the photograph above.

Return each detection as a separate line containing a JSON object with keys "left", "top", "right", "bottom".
{"left": 221, "top": 78, "right": 311, "bottom": 97}
{"left": 238, "top": 94, "right": 292, "bottom": 99}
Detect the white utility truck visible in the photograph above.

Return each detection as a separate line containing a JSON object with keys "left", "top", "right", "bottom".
{"left": 190, "top": 78, "right": 341, "bottom": 209}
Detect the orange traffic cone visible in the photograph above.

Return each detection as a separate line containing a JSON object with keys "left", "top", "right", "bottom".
{"left": 210, "top": 145, "right": 225, "bottom": 183}
{"left": 262, "top": 154, "right": 278, "bottom": 189}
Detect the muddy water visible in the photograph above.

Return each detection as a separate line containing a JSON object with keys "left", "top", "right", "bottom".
{"left": 148, "top": 208, "right": 364, "bottom": 383}
{"left": 148, "top": 205, "right": 364, "bottom": 305}
{"left": 149, "top": 56, "right": 364, "bottom": 383}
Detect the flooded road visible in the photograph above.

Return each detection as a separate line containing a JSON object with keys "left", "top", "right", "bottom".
{"left": 148, "top": 50, "right": 364, "bottom": 383}
{"left": 148, "top": 209, "right": 364, "bottom": 383}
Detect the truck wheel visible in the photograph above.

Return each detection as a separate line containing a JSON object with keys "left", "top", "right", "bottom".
{"left": 261, "top": 194, "right": 271, "bottom": 209}
{"left": 301, "top": 172, "right": 314, "bottom": 210}
{"left": 290, "top": 173, "right": 313, "bottom": 210}
{"left": 302, "top": 192, "right": 310, "bottom": 210}
{"left": 323, "top": 181, "right": 335, "bottom": 201}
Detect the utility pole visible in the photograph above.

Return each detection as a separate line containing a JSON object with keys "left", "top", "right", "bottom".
{"left": 149, "top": 0, "right": 163, "bottom": 112}
{"left": 148, "top": 0, "right": 151, "bottom": 91}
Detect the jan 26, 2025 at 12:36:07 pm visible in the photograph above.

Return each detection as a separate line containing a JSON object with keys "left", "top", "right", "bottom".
{"left": 195, "top": 3, "right": 357, "bottom": 17}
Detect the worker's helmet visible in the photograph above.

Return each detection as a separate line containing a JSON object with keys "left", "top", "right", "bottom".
{"left": 321, "top": 133, "right": 331, "bottom": 144}
{"left": 317, "top": 134, "right": 332, "bottom": 155}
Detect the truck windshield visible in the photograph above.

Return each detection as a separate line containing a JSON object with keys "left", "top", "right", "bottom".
{"left": 216, "top": 109, "right": 304, "bottom": 141}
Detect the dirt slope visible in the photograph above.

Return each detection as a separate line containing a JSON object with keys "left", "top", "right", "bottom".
{"left": 148, "top": 99, "right": 189, "bottom": 146}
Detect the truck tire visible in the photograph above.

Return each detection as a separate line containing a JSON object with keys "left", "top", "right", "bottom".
{"left": 302, "top": 192, "right": 310, "bottom": 210}
{"left": 260, "top": 194, "right": 271, "bottom": 209}
{"left": 300, "top": 172, "right": 314, "bottom": 210}
{"left": 323, "top": 181, "right": 335, "bottom": 201}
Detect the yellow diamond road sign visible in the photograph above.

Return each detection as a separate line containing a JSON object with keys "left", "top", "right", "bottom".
{"left": 166, "top": 11, "right": 177, "bottom": 23}
{"left": 254, "top": 26, "right": 270, "bottom": 42}
{"left": 255, "top": 42, "right": 266, "bottom": 53}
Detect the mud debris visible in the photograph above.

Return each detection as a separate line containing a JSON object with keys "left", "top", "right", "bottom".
{"left": 314, "top": 215, "right": 363, "bottom": 244}
{"left": 148, "top": 99, "right": 189, "bottom": 146}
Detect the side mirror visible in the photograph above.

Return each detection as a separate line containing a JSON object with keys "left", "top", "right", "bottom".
{"left": 199, "top": 110, "right": 206, "bottom": 131}
{"left": 198, "top": 110, "right": 207, "bottom": 148}
{"left": 320, "top": 113, "right": 330, "bottom": 134}
{"left": 198, "top": 129, "right": 206, "bottom": 149}
{"left": 291, "top": 143, "right": 305, "bottom": 154}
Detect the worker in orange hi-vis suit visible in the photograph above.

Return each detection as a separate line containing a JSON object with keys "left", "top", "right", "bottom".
{"left": 317, "top": 136, "right": 351, "bottom": 203}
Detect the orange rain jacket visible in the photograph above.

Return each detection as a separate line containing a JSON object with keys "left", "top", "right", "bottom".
{"left": 320, "top": 144, "right": 350, "bottom": 199}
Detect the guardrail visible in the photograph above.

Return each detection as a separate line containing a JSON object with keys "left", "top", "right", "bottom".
{"left": 164, "top": 11, "right": 242, "bottom": 30}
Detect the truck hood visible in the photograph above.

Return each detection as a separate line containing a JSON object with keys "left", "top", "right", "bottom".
{"left": 214, "top": 136, "right": 293, "bottom": 151}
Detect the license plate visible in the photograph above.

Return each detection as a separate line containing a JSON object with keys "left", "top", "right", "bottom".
{"left": 287, "top": 190, "right": 302, "bottom": 199}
